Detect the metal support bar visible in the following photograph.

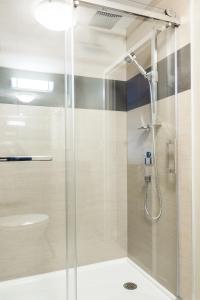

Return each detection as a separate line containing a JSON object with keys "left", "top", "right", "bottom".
{"left": 0, "top": 156, "right": 53, "bottom": 162}
{"left": 78, "top": 0, "right": 180, "bottom": 27}
{"left": 151, "top": 30, "right": 158, "bottom": 123}
{"left": 73, "top": 0, "right": 79, "bottom": 8}
{"left": 167, "top": 140, "right": 176, "bottom": 174}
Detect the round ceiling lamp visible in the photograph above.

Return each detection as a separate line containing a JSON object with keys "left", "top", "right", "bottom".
{"left": 34, "top": 0, "right": 73, "bottom": 31}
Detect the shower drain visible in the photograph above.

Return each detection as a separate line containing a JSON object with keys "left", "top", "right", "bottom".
{"left": 123, "top": 282, "right": 137, "bottom": 290}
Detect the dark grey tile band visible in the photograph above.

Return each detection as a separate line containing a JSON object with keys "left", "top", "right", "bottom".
{"left": 74, "top": 76, "right": 127, "bottom": 111}
{"left": 0, "top": 67, "right": 65, "bottom": 107}
{"left": 177, "top": 44, "right": 191, "bottom": 93}
{"left": 0, "top": 44, "right": 191, "bottom": 111}
{"left": 157, "top": 52, "right": 175, "bottom": 100}
{"left": 0, "top": 67, "right": 127, "bottom": 111}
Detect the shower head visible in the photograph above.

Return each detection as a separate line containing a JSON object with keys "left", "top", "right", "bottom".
{"left": 125, "top": 51, "right": 149, "bottom": 79}
{"left": 124, "top": 52, "right": 136, "bottom": 64}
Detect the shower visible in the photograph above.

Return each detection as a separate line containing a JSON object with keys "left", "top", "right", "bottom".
{"left": 0, "top": 0, "right": 182, "bottom": 299}
{"left": 125, "top": 52, "right": 150, "bottom": 79}
{"left": 125, "top": 51, "right": 162, "bottom": 222}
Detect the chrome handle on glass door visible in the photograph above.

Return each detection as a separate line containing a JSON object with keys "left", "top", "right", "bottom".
{"left": 0, "top": 156, "right": 53, "bottom": 162}
{"left": 167, "top": 140, "right": 176, "bottom": 174}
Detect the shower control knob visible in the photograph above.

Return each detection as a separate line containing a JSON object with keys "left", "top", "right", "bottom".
{"left": 144, "top": 175, "right": 151, "bottom": 183}
{"left": 144, "top": 152, "right": 152, "bottom": 165}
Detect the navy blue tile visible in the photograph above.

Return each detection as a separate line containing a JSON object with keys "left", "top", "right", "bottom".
{"left": 127, "top": 73, "right": 150, "bottom": 111}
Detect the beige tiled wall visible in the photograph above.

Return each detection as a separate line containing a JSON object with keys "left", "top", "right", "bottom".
{"left": 177, "top": 90, "right": 192, "bottom": 300}
{"left": 126, "top": 0, "right": 192, "bottom": 297}
{"left": 0, "top": 104, "right": 128, "bottom": 280}
{"left": 127, "top": 104, "right": 152, "bottom": 274}
{"left": 127, "top": 96, "right": 177, "bottom": 294}
{"left": 191, "top": 1, "right": 200, "bottom": 298}
{"left": 127, "top": 90, "right": 192, "bottom": 298}
{"left": 75, "top": 109, "right": 127, "bottom": 265}
{"left": 0, "top": 104, "right": 66, "bottom": 281}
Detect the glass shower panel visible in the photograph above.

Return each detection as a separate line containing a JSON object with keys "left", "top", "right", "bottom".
{"left": 69, "top": 1, "right": 178, "bottom": 300}
{"left": 0, "top": 1, "right": 68, "bottom": 299}
{"left": 65, "top": 3, "right": 78, "bottom": 300}
{"left": 119, "top": 26, "right": 178, "bottom": 295}
{"left": 73, "top": 2, "right": 129, "bottom": 271}
{"left": 125, "top": 39, "right": 154, "bottom": 276}
{"left": 122, "top": 27, "right": 177, "bottom": 295}
{"left": 153, "top": 26, "right": 178, "bottom": 294}
{"left": 73, "top": 4, "right": 129, "bottom": 297}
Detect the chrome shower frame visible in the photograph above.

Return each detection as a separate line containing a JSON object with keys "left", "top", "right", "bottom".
{"left": 74, "top": 0, "right": 180, "bottom": 27}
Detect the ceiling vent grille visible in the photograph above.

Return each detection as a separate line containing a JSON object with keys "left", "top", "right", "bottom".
{"left": 90, "top": 10, "right": 122, "bottom": 29}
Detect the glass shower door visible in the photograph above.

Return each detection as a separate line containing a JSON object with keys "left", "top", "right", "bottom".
{"left": 67, "top": 1, "right": 178, "bottom": 300}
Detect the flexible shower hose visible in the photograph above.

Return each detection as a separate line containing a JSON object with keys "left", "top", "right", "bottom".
{"left": 144, "top": 79, "right": 163, "bottom": 222}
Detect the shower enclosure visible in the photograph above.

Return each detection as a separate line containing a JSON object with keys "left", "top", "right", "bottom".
{"left": 0, "top": 0, "right": 180, "bottom": 300}
{"left": 66, "top": 1, "right": 179, "bottom": 300}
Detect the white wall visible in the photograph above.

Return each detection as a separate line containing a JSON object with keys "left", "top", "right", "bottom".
{"left": 191, "top": 0, "right": 200, "bottom": 299}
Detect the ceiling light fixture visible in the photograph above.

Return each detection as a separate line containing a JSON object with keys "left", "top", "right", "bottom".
{"left": 11, "top": 78, "right": 54, "bottom": 92}
{"left": 16, "top": 94, "right": 36, "bottom": 103}
{"left": 7, "top": 120, "right": 26, "bottom": 127}
{"left": 34, "top": 0, "right": 73, "bottom": 31}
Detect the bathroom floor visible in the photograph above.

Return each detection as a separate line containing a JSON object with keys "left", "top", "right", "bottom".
{"left": 0, "top": 258, "right": 176, "bottom": 300}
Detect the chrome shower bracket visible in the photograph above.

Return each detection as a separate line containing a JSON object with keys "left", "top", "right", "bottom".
{"left": 152, "top": 123, "right": 162, "bottom": 129}
{"left": 145, "top": 70, "right": 158, "bottom": 83}
{"left": 73, "top": 0, "right": 79, "bottom": 8}
{"left": 144, "top": 175, "right": 151, "bottom": 183}
{"left": 145, "top": 71, "right": 152, "bottom": 81}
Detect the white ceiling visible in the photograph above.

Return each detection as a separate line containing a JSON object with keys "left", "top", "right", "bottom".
{"left": 108, "top": 0, "right": 154, "bottom": 6}
{"left": 108, "top": 0, "right": 163, "bottom": 12}
{"left": 0, "top": 0, "right": 158, "bottom": 76}
{"left": 0, "top": 0, "right": 65, "bottom": 72}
